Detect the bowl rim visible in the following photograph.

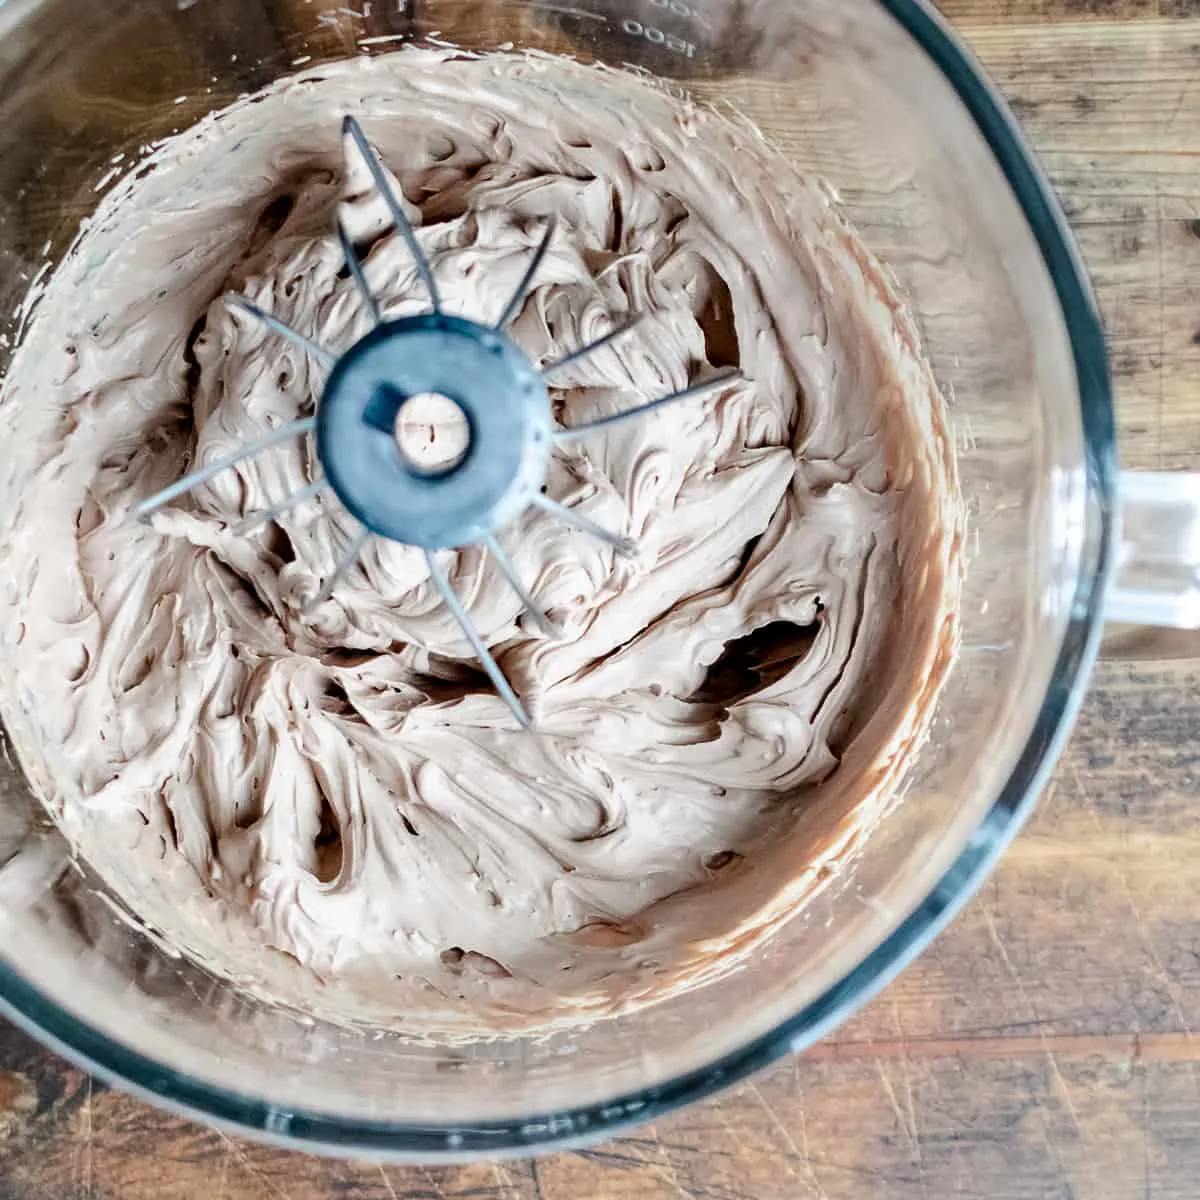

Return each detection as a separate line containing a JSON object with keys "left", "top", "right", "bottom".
{"left": 0, "top": 0, "right": 1117, "bottom": 1162}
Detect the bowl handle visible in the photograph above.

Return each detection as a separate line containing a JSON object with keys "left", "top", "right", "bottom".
{"left": 1102, "top": 470, "right": 1200, "bottom": 660}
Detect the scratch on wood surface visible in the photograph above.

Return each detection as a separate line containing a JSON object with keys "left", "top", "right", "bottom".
{"left": 214, "top": 1129, "right": 291, "bottom": 1200}
{"left": 745, "top": 1081, "right": 804, "bottom": 1173}
{"left": 575, "top": 1145, "right": 651, "bottom": 1170}
{"left": 418, "top": 1161, "right": 442, "bottom": 1193}
{"left": 983, "top": 907, "right": 1088, "bottom": 1154}
{"left": 747, "top": 1080, "right": 841, "bottom": 1200}
{"left": 874, "top": 1058, "right": 930, "bottom": 1200}
{"left": 888, "top": 998, "right": 922, "bottom": 1151}
{"left": 639, "top": 1125, "right": 695, "bottom": 1200}
{"left": 377, "top": 1163, "right": 401, "bottom": 1200}
{"left": 1044, "top": 1045, "right": 1087, "bottom": 1145}
{"left": 78, "top": 1075, "right": 92, "bottom": 1200}
{"left": 1022, "top": 1074, "right": 1078, "bottom": 1200}
{"left": 899, "top": 1070, "right": 928, "bottom": 1199}
{"left": 711, "top": 1098, "right": 742, "bottom": 1150}
{"left": 216, "top": 1142, "right": 230, "bottom": 1200}
{"left": 872, "top": 1055, "right": 911, "bottom": 1145}
{"left": 788, "top": 1063, "right": 831, "bottom": 1200}
{"left": 1166, "top": 71, "right": 1198, "bottom": 131}
{"left": 1111, "top": 858, "right": 1200, "bottom": 1122}
{"left": 1069, "top": 762, "right": 1092, "bottom": 809}
{"left": 885, "top": 997, "right": 931, "bottom": 1200}
{"left": 491, "top": 1158, "right": 523, "bottom": 1199}
{"left": 529, "top": 1157, "right": 546, "bottom": 1200}
{"left": 982, "top": 907, "right": 1039, "bottom": 1024}
{"left": 1113, "top": 864, "right": 1197, "bottom": 1040}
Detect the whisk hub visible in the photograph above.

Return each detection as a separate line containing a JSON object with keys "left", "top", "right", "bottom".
{"left": 315, "top": 312, "right": 552, "bottom": 549}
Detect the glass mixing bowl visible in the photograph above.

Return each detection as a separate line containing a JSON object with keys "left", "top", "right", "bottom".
{"left": 0, "top": 0, "right": 1191, "bottom": 1161}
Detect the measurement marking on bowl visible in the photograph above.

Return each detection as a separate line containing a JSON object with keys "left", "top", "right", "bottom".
{"left": 619, "top": 19, "right": 697, "bottom": 57}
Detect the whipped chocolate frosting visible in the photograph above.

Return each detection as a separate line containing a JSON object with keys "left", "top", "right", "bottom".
{"left": 0, "top": 49, "right": 960, "bottom": 1030}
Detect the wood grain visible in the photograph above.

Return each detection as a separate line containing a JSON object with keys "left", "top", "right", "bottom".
{"left": 4, "top": 1, "right": 1200, "bottom": 1196}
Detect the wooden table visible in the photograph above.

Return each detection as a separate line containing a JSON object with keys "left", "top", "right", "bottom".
{"left": 3, "top": 0, "right": 1200, "bottom": 1195}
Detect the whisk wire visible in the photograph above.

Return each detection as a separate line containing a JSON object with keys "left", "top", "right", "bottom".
{"left": 554, "top": 369, "right": 742, "bottom": 444}
{"left": 240, "top": 478, "right": 330, "bottom": 535}
{"left": 225, "top": 294, "right": 336, "bottom": 367}
{"left": 342, "top": 115, "right": 441, "bottom": 314}
{"left": 530, "top": 492, "right": 637, "bottom": 558}
{"left": 485, "top": 535, "right": 558, "bottom": 639}
{"left": 305, "top": 529, "right": 372, "bottom": 614}
{"left": 337, "top": 217, "right": 381, "bottom": 325}
{"left": 494, "top": 219, "right": 556, "bottom": 330}
{"left": 540, "top": 312, "right": 643, "bottom": 377}
{"left": 424, "top": 549, "right": 532, "bottom": 728}
{"left": 134, "top": 416, "right": 318, "bottom": 521}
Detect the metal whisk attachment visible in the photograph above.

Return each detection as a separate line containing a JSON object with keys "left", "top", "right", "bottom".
{"left": 135, "top": 115, "right": 740, "bottom": 728}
